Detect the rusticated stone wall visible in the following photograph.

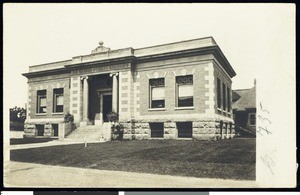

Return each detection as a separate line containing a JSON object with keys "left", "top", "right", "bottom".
{"left": 24, "top": 123, "right": 36, "bottom": 138}
{"left": 24, "top": 122, "right": 64, "bottom": 138}
{"left": 120, "top": 118, "right": 235, "bottom": 141}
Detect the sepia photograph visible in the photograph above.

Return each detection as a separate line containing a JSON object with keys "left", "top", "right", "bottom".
{"left": 3, "top": 3, "right": 296, "bottom": 189}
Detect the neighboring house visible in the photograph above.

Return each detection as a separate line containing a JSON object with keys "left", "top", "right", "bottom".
{"left": 232, "top": 80, "right": 256, "bottom": 137}
{"left": 22, "top": 37, "right": 237, "bottom": 140}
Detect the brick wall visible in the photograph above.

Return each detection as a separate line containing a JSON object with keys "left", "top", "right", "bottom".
{"left": 27, "top": 74, "right": 70, "bottom": 122}
{"left": 137, "top": 61, "right": 208, "bottom": 118}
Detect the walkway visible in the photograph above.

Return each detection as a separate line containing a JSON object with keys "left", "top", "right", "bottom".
{"left": 10, "top": 139, "right": 105, "bottom": 150}
{"left": 4, "top": 161, "right": 258, "bottom": 188}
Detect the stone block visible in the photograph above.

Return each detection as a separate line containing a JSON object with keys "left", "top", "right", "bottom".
{"left": 123, "top": 134, "right": 133, "bottom": 140}
{"left": 134, "top": 128, "right": 144, "bottom": 134}
{"left": 141, "top": 123, "right": 149, "bottom": 129}
{"left": 164, "top": 128, "right": 175, "bottom": 134}
{"left": 164, "top": 134, "right": 176, "bottom": 140}
{"left": 193, "top": 134, "right": 218, "bottom": 141}
{"left": 164, "top": 122, "right": 176, "bottom": 128}
{"left": 135, "top": 134, "right": 149, "bottom": 140}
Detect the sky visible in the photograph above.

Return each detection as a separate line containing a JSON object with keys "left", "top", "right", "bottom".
{"left": 3, "top": 3, "right": 295, "bottom": 108}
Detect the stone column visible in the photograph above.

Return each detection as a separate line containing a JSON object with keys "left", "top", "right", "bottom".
{"left": 82, "top": 76, "right": 89, "bottom": 123}
{"left": 110, "top": 73, "right": 119, "bottom": 113}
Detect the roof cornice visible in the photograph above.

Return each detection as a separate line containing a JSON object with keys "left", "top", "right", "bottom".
{"left": 64, "top": 56, "right": 136, "bottom": 70}
{"left": 22, "top": 68, "right": 70, "bottom": 78}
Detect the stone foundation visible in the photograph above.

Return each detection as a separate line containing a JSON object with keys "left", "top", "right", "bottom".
{"left": 24, "top": 122, "right": 61, "bottom": 138}
{"left": 120, "top": 118, "right": 235, "bottom": 140}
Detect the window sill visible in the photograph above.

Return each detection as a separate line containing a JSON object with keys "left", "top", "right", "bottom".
{"left": 148, "top": 108, "right": 166, "bottom": 111}
{"left": 175, "top": 107, "right": 194, "bottom": 110}
{"left": 36, "top": 113, "right": 47, "bottom": 116}
{"left": 52, "top": 112, "right": 64, "bottom": 115}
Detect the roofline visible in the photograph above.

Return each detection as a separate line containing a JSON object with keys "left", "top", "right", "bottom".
{"left": 134, "top": 36, "right": 216, "bottom": 50}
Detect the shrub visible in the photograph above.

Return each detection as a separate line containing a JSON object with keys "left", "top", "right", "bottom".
{"left": 107, "top": 111, "right": 118, "bottom": 122}
{"left": 64, "top": 112, "right": 74, "bottom": 123}
{"left": 111, "top": 123, "right": 124, "bottom": 141}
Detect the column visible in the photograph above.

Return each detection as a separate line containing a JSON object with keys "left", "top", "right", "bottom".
{"left": 110, "top": 73, "right": 119, "bottom": 113}
{"left": 83, "top": 76, "right": 89, "bottom": 122}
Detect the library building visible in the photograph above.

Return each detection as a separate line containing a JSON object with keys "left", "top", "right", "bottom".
{"left": 22, "top": 37, "right": 236, "bottom": 140}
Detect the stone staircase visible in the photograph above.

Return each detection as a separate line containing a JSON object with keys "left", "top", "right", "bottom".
{"left": 66, "top": 123, "right": 111, "bottom": 142}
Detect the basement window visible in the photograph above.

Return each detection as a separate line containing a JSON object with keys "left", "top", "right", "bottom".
{"left": 150, "top": 122, "right": 164, "bottom": 138}
{"left": 36, "top": 124, "right": 44, "bottom": 136}
{"left": 177, "top": 122, "right": 192, "bottom": 138}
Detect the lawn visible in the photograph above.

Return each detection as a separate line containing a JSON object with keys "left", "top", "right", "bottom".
{"left": 10, "top": 138, "right": 57, "bottom": 145}
{"left": 10, "top": 138, "right": 255, "bottom": 180}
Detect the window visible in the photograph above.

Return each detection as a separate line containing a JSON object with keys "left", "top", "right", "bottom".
{"left": 227, "top": 87, "right": 231, "bottom": 112}
{"left": 217, "top": 78, "right": 221, "bottom": 108}
{"left": 37, "top": 90, "right": 47, "bottom": 113}
{"left": 36, "top": 124, "right": 44, "bottom": 136}
{"left": 177, "top": 122, "right": 193, "bottom": 138}
{"left": 149, "top": 78, "right": 165, "bottom": 108}
{"left": 53, "top": 88, "right": 64, "bottom": 113}
{"left": 249, "top": 113, "right": 256, "bottom": 126}
{"left": 52, "top": 124, "right": 59, "bottom": 137}
{"left": 150, "top": 123, "right": 164, "bottom": 138}
{"left": 176, "top": 75, "right": 193, "bottom": 107}
{"left": 222, "top": 83, "right": 227, "bottom": 111}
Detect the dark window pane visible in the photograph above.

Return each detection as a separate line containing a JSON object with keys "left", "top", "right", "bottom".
{"left": 227, "top": 87, "right": 231, "bottom": 112}
{"left": 36, "top": 124, "right": 44, "bottom": 136}
{"left": 55, "top": 105, "right": 63, "bottom": 113}
{"left": 223, "top": 83, "right": 226, "bottom": 110}
{"left": 178, "top": 97, "right": 193, "bottom": 107}
{"left": 217, "top": 78, "right": 221, "bottom": 108}
{"left": 52, "top": 124, "right": 59, "bottom": 136}
{"left": 151, "top": 100, "right": 165, "bottom": 108}
{"left": 150, "top": 123, "right": 164, "bottom": 138}
{"left": 177, "top": 122, "right": 192, "bottom": 138}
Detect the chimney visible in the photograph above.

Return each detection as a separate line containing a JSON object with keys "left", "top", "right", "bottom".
{"left": 254, "top": 79, "right": 256, "bottom": 86}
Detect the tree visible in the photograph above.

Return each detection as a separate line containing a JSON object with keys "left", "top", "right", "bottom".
{"left": 10, "top": 106, "right": 26, "bottom": 123}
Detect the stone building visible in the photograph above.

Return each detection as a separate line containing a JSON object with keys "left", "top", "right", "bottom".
{"left": 22, "top": 37, "right": 236, "bottom": 140}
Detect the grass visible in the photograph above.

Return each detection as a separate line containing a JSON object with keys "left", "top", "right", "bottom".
{"left": 10, "top": 138, "right": 57, "bottom": 145}
{"left": 10, "top": 138, "right": 255, "bottom": 180}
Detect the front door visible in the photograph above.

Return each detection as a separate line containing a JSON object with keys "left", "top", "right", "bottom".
{"left": 102, "top": 94, "right": 112, "bottom": 122}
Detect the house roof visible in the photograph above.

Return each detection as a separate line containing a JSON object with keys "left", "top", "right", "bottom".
{"left": 232, "top": 85, "right": 256, "bottom": 110}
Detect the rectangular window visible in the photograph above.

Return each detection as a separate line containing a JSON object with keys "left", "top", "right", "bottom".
{"left": 36, "top": 124, "right": 44, "bottom": 136}
{"left": 217, "top": 78, "right": 221, "bottom": 108}
{"left": 52, "top": 124, "right": 59, "bottom": 137}
{"left": 150, "top": 123, "right": 164, "bottom": 138}
{"left": 149, "top": 78, "right": 165, "bottom": 108}
{"left": 222, "top": 83, "right": 226, "bottom": 111}
{"left": 249, "top": 113, "right": 256, "bottom": 126}
{"left": 176, "top": 75, "right": 193, "bottom": 107}
{"left": 53, "top": 88, "right": 64, "bottom": 113}
{"left": 227, "top": 87, "right": 231, "bottom": 112}
{"left": 37, "top": 90, "right": 47, "bottom": 113}
{"left": 177, "top": 122, "right": 193, "bottom": 138}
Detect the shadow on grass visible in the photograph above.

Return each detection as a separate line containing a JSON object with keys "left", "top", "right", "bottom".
{"left": 10, "top": 138, "right": 58, "bottom": 145}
